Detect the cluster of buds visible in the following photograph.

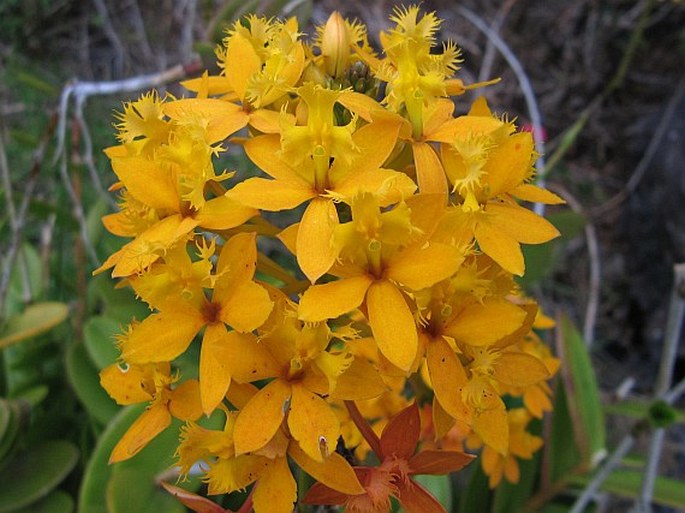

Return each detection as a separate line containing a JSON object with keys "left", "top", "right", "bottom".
{"left": 97, "top": 5, "right": 563, "bottom": 512}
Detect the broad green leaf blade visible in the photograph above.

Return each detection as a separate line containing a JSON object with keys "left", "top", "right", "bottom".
{"left": 79, "top": 406, "right": 142, "bottom": 513}
{"left": 557, "top": 315, "right": 606, "bottom": 469}
{"left": 0, "top": 400, "right": 25, "bottom": 470}
{"left": 11, "top": 489, "right": 74, "bottom": 513}
{"left": 83, "top": 316, "right": 120, "bottom": 370}
{"left": 568, "top": 470, "right": 685, "bottom": 510}
{"left": 0, "top": 302, "right": 69, "bottom": 349}
{"left": 0, "top": 440, "right": 79, "bottom": 512}
{"left": 66, "top": 342, "right": 119, "bottom": 424}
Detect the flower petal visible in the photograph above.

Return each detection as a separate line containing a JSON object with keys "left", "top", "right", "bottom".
{"left": 253, "top": 456, "right": 297, "bottom": 513}
{"left": 225, "top": 33, "right": 262, "bottom": 102}
{"left": 227, "top": 177, "right": 314, "bottom": 211}
{"left": 200, "top": 323, "right": 233, "bottom": 415}
{"left": 109, "top": 404, "right": 171, "bottom": 463}
{"left": 412, "top": 142, "right": 448, "bottom": 197}
{"left": 120, "top": 302, "right": 204, "bottom": 363}
{"left": 289, "top": 442, "right": 364, "bottom": 495}
{"left": 168, "top": 379, "right": 203, "bottom": 421}
{"left": 510, "top": 183, "right": 565, "bottom": 204}
{"left": 288, "top": 384, "right": 340, "bottom": 462}
{"left": 196, "top": 195, "right": 257, "bottom": 230}
{"left": 296, "top": 198, "right": 339, "bottom": 283}
{"left": 473, "top": 218, "right": 525, "bottom": 276}
{"left": 331, "top": 357, "right": 388, "bottom": 400}
{"left": 298, "top": 275, "right": 372, "bottom": 322}
{"left": 484, "top": 132, "right": 533, "bottom": 197}
{"left": 486, "top": 203, "right": 560, "bottom": 244}
{"left": 111, "top": 157, "right": 179, "bottom": 211}
{"left": 366, "top": 280, "right": 418, "bottom": 372}
{"left": 473, "top": 404, "right": 509, "bottom": 455}
{"left": 233, "top": 379, "right": 291, "bottom": 456}
{"left": 220, "top": 280, "right": 274, "bottom": 332}
{"left": 387, "top": 243, "right": 463, "bottom": 290}
{"left": 222, "top": 331, "right": 280, "bottom": 383}
{"left": 444, "top": 300, "right": 527, "bottom": 347}
{"left": 244, "top": 134, "right": 311, "bottom": 185}
{"left": 396, "top": 479, "right": 446, "bottom": 513}
{"left": 426, "top": 337, "right": 470, "bottom": 422}
{"left": 380, "top": 403, "right": 420, "bottom": 460}
{"left": 493, "top": 351, "right": 550, "bottom": 386}
{"left": 409, "top": 450, "right": 474, "bottom": 475}
{"left": 163, "top": 98, "right": 249, "bottom": 144}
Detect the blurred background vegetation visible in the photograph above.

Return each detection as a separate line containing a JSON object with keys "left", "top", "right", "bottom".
{"left": 0, "top": 1, "right": 683, "bottom": 512}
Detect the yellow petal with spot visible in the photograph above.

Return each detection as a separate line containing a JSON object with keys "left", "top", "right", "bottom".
{"left": 226, "top": 33, "right": 262, "bottom": 102}
{"left": 444, "top": 300, "right": 527, "bottom": 346}
{"left": 412, "top": 142, "right": 448, "bottom": 197}
{"left": 474, "top": 219, "right": 524, "bottom": 276}
{"left": 426, "top": 338, "right": 470, "bottom": 422}
{"left": 99, "top": 363, "right": 153, "bottom": 405}
{"left": 109, "top": 404, "right": 171, "bottom": 463}
{"left": 169, "top": 379, "right": 203, "bottom": 421}
{"left": 387, "top": 242, "right": 463, "bottom": 290}
{"left": 511, "top": 183, "right": 565, "bottom": 205}
{"left": 493, "top": 352, "right": 550, "bottom": 386}
{"left": 227, "top": 177, "right": 314, "bottom": 211}
{"left": 222, "top": 331, "right": 280, "bottom": 383}
{"left": 253, "top": 456, "right": 297, "bottom": 513}
{"left": 298, "top": 275, "right": 372, "bottom": 322}
{"left": 195, "top": 195, "right": 257, "bottom": 230}
{"left": 111, "top": 157, "right": 179, "bottom": 211}
{"left": 220, "top": 280, "right": 274, "bottom": 332}
{"left": 213, "top": 232, "right": 258, "bottom": 303}
{"left": 200, "top": 323, "right": 233, "bottom": 415}
{"left": 120, "top": 302, "right": 204, "bottom": 363}
{"left": 289, "top": 443, "right": 364, "bottom": 495}
{"left": 233, "top": 379, "right": 291, "bottom": 456}
{"left": 486, "top": 203, "right": 560, "bottom": 244}
{"left": 297, "top": 198, "right": 339, "bottom": 283}
{"left": 367, "top": 280, "right": 418, "bottom": 372}
{"left": 287, "top": 384, "right": 340, "bottom": 462}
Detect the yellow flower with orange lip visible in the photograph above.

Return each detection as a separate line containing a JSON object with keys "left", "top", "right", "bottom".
{"left": 116, "top": 232, "right": 276, "bottom": 415}
{"left": 227, "top": 85, "right": 414, "bottom": 282}
{"left": 298, "top": 193, "right": 463, "bottom": 372}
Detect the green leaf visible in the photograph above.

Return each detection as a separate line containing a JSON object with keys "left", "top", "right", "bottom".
{"left": 568, "top": 470, "right": 685, "bottom": 510}
{"left": 66, "top": 341, "right": 119, "bottom": 424}
{"left": 11, "top": 489, "right": 74, "bottom": 513}
{"left": 0, "top": 302, "right": 69, "bottom": 349}
{"left": 547, "top": 382, "right": 582, "bottom": 483}
{"left": 0, "top": 440, "right": 79, "bottom": 512}
{"left": 83, "top": 316, "right": 120, "bottom": 370}
{"left": 0, "top": 399, "right": 25, "bottom": 468}
{"left": 14, "top": 384, "right": 49, "bottom": 406}
{"left": 4, "top": 244, "right": 43, "bottom": 317}
{"left": 458, "top": 459, "right": 492, "bottom": 513}
{"left": 557, "top": 315, "right": 606, "bottom": 469}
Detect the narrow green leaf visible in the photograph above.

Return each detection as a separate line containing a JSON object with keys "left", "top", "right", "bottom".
{"left": 0, "top": 440, "right": 79, "bottom": 512}
{"left": 458, "top": 459, "right": 492, "bottom": 513}
{"left": 66, "top": 342, "right": 119, "bottom": 424}
{"left": 0, "top": 400, "right": 24, "bottom": 469}
{"left": 568, "top": 470, "right": 685, "bottom": 509}
{"left": 557, "top": 315, "right": 606, "bottom": 469}
{"left": 0, "top": 302, "right": 69, "bottom": 349}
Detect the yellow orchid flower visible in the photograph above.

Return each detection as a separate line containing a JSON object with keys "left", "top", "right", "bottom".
{"left": 99, "top": 360, "right": 202, "bottom": 462}
{"left": 117, "top": 232, "right": 276, "bottom": 415}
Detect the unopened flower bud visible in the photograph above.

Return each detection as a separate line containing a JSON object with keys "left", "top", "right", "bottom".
{"left": 321, "top": 11, "right": 351, "bottom": 78}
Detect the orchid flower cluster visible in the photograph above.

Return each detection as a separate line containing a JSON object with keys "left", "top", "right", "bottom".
{"left": 97, "top": 6, "right": 563, "bottom": 512}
